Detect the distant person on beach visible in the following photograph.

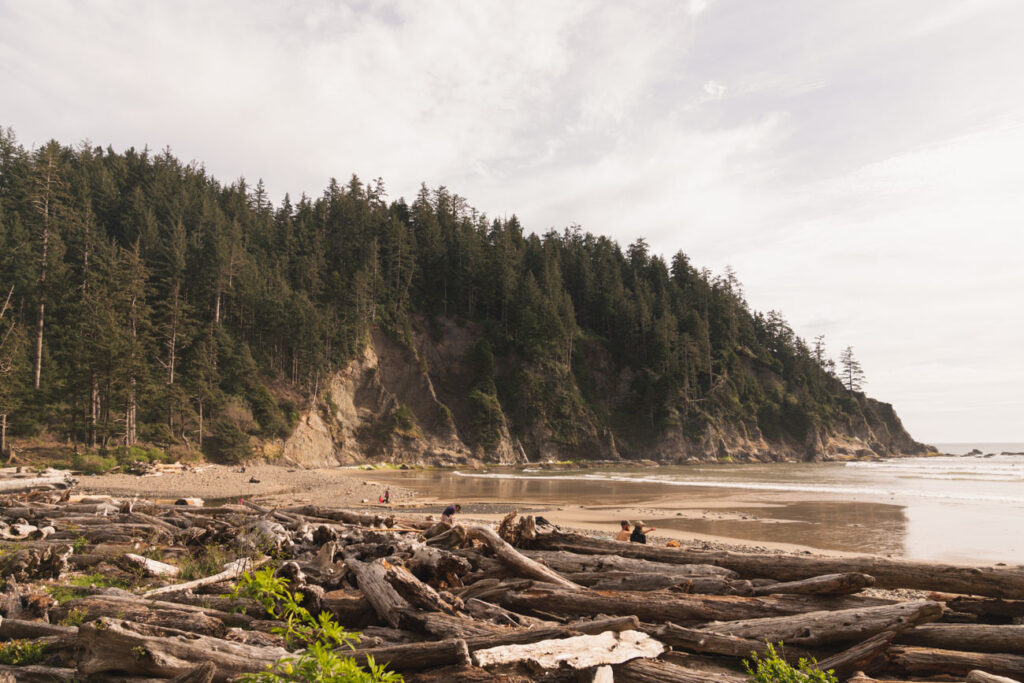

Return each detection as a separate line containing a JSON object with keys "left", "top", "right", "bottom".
{"left": 442, "top": 503, "right": 461, "bottom": 524}
{"left": 383, "top": 488, "right": 391, "bottom": 504}
{"left": 615, "top": 520, "right": 631, "bottom": 542}
{"left": 630, "top": 520, "right": 655, "bottom": 544}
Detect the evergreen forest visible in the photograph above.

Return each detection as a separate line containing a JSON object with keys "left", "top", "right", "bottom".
{"left": 0, "top": 130, "right": 925, "bottom": 465}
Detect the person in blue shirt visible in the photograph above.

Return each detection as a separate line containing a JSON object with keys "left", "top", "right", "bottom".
{"left": 442, "top": 503, "right": 461, "bottom": 524}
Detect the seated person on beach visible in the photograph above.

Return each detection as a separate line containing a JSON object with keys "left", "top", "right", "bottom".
{"left": 441, "top": 503, "right": 461, "bottom": 524}
{"left": 615, "top": 520, "right": 631, "bottom": 542}
{"left": 630, "top": 521, "right": 655, "bottom": 544}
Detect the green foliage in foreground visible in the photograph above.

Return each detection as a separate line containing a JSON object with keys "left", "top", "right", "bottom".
{"left": 745, "top": 643, "right": 837, "bottom": 683}
{"left": 0, "top": 638, "right": 47, "bottom": 665}
{"left": 230, "top": 566, "right": 402, "bottom": 683}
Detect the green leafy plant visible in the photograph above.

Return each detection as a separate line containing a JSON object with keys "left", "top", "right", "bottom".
{"left": 72, "top": 536, "right": 89, "bottom": 553}
{"left": 179, "top": 544, "right": 232, "bottom": 581}
{"left": 59, "top": 606, "right": 88, "bottom": 626}
{"left": 230, "top": 567, "right": 402, "bottom": 682}
{"left": 0, "top": 639, "right": 47, "bottom": 665}
{"left": 744, "top": 643, "right": 837, "bottom": 683}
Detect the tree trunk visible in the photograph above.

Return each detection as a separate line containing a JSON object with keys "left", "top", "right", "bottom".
{"left": 345, "top": 638, "right": 472, "bottom": 672}
{"left": 643, "top": 622, "right": 811, "bottom": 662}
{"left": 77, "top": 617, "right": 287, "bottom": 680}
{"left": 464, "top": 525, "right": 580, "bottom": 590}
{"left": 966, "top": 671, "right": 1023, "bottom": 683}
{"left": 522, "top": 549, "right": 737, "bottom": 578}
{"left": 530, "top": 530, "right": 1024, "bottom": 599}
{"left": 567, "top": 571, "right": 751, "bottom": 595}
{"left": 344, "top": 555, "right": 413, "bottom": 629}
{"left": 471, "top": 629, "right": 663, "bottom": 671}
{"left": 0, "top": 413, "right": 6, "bottom": 456}
{"left": 887, "top": 645, "right": 1024, "bottom": 678}
{"left": 812, "top": 630, "right": 896, "bottom": 677}
{"left": 750, "top": 572, "right": 875, "bottom": 596}
{"left": 501, "top": 588, "right": 893, "bottom": 625}
{"left": 897, "top": 624, "right": 1024, "bottom": 655}
{"left": 699, "top": 600, "right": 942, "bottom": 647}
{"left": 614, "top": 657, "right": 745, "bottom": 683}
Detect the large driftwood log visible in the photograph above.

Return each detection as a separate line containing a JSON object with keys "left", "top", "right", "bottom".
{"left": 567, "top": 571, "right": 752, "bottom": 595}
{"left": 966, "top": 671, "right": 1023, "bottom": 683}
{"left": 522, "top": 549, "right": 738, "bottom": 578}
{"left": 0, "top": 617, "right": 76, "bottom": 639}
{"left": 344, "top": 555, "right": 413, "bottom": 629}
{"left": 464, "top": 525, "right": 580, "bottom": 590}
{"left": 887, "top": 645, "right": 1024, "bottom": 678}
{"left": 897, "top": 623, "right": 1024, "bottom": 655}
{"left": 501, "top": 588, "right": 894, "bottom": 624}
{"left": 51, "top": 595, "right": 228, "bottom": 636}
{"left": 531, "top": 530, "right": 1024, "bottom": 599}
{"left": 750, "top": 572, "right": 875, "bottom": 596}
{"left": 699, "top": 600, "right": 942, "bottom": 647}
{"left": 0, "top": 469, "right": 74, "bottom": 493}
{"left": 471, "top": 629, "right": 663, "bottom": 670}
{"left": 613, "top": 658, "right": 746, "bottom": 683}
{"left": 345, "top": 638, "right": 472, "bottom": 672}
{"left": 143, "top": 556, "right": 267, "bottom": 598}
{"left": 643, "top": 622, "right": 812, "bottom": 662}
{"left": 50, "top": 592, "right": 257, "bottom": 629}
{"left": 0, "top": 664, "right": 77, "bottom": 682}
{"left": 78, "top": 617, "right": 288, "bottom": 680}
{"left": 931, "top": 592, "right": 1024, "bottom": 619}
{"left": 462, "top": 615, "right": 640, "bottom": 651}
{"left": 812, "top": 630, "right": 897, "bottom": 677}
{"left": 121, "top": 552, "right": 181, "bottom": 578}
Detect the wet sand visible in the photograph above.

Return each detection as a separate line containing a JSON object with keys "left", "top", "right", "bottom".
{"left": 77, "top": 463, "right": 1022, "bottom": 564}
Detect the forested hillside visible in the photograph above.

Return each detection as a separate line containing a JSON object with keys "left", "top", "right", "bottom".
{"left": 0, "top": 130, "right": 930, "bottom": 465}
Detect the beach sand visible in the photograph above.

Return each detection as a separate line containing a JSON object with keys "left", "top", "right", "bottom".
{"left": 77, "top": 463, "right": 871, "bottom": 557}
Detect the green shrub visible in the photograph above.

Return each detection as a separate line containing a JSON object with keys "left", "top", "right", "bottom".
{"left": 230, "top": 567, "right": 402, "bottom": 683}
{"left": 745, "top": 643, "right": 837, "bottom": 683}
{"left": 72, "top": 452, "right": 118, "bottom": 475}
{"left": 0, "top": 639, "right": 47, "bottom": 665}
{"left": 179, "top": 545, "right": 232, "bottom": 581}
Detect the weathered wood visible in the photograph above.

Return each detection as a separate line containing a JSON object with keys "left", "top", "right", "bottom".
{"left": 812, "top": 630, "right": 896, "bottom": 677}
{"left": 465, "top": 524, "right": 581, "bottom": 590}
{"left": 0, "top": 616, "right": 76, "bottom": 639}
{"left": 385, "top": 560, "right": 458, "bottom": 613}
{"left": 169, "top": 661, "right": 217, "bottom": 683}
{"left": 321, "top": 588, "right": 382, "bottom": 628}
{"left": 51, "top": 592, "right": 257, "bottom": 629}
{"left": 344, "top": 555, "right": 412, "bottom": 629}
{"left": 0, "top": 664, "right": 77, "bottom": 682}
{"left": 472, "top": 629, "right": 663, "bottom": 670}
{"left": 750, "top": 572, "right": 875, "bottom": 596}
{"left": 522, "top": 549, "right": 738, "bottom": 578}
{"left": 567, "top": 571, "right": 752, "bottom": 594}
{"left": 644, "top": 621, "right": 812, "bottom": 662}
{"left": 502, "top": 588, "right": 894, "bottom": 624}
{"left": 932, "top": 592, "right": 1024, "bottom": 619}
{"left": 700, "top": 599, "right": 941, "bottom": 647}
{"left": 0, "top": 542, "right": 72, "bottom": 580}
{"left": 78, "top": 617, "right": 288, "bottom": 680}
{"left": 888, "top": 645, "right": 1024, "bottom": 678}
{"left": 52, "top": 595, "right": 228, "bottom": 636}
{"left": 613, "top": 657, "right": 746, "bottom": 683}
{"left": 142, "top": 556, "right": 267, "bottom": 598}
{"left": 461, "top": 615, "right": 640, "bottom": 652}
{"left": 966, "top": 671, "right": 1022, "bottom": 683}
{"left": 122, "top": 552, "right": 181, "bottom": 578}
{"left": 0, "top": 470, "right": 74, "bottom": 493}
{"left": 345, "top": 638, "right": 472, "bottom": 672}
{"left": 531, "top": 530, "right": 1024, "bottom": 599}
{"left": 897, "top": 623, "right": 1024, "bottom": 655}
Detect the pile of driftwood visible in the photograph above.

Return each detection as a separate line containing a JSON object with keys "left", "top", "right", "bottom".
{"left": 1, "top": 487, "right": 1024, "bottom": 681}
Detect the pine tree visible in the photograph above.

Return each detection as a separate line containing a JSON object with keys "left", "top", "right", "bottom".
{"left": 839, "top": 345, "right": 865, "bottom": 392}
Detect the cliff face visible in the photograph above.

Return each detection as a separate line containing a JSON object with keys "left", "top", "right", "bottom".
{"left": 280, "top": 319, "right": 931, "bottom": 468}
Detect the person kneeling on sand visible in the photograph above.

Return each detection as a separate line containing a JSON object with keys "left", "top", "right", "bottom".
{"left": 630, "top": 520, "right": 655, "bottom": 544}
{"left": 442, "top": 503, "right": 461, "bottom": 524}
{"left": 615, "top": 520, "right": 631, "bottom": 542}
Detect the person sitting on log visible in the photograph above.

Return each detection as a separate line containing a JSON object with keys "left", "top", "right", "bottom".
{"left": 630, "top": 520, "right": 655, "bottom": 544}
{"left": 615, "top": 520, "right": 632, "bottom": 542}
{"left": 441, "top": 503, "right": 461, "bottom": 524}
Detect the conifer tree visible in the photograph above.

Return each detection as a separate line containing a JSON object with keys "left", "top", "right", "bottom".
{"left": 839, "top": 345, "right": 865, "bottom": 392}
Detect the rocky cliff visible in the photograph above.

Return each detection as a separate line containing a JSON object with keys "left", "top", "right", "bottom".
{"left": 279, "top": 319, "right": 932, "bottom": 468}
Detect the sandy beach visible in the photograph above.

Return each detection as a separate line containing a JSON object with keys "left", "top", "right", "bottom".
{"left": 75, "top": 463, "right": 893, "bottom": 559}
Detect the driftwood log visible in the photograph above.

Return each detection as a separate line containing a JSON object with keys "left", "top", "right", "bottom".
{"left": 531, "top": 530, "right": 1024, "bottom": 599}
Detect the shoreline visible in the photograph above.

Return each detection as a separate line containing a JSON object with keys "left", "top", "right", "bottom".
{"left": 75, "top": 462, "right": 1015, "bottom": 566}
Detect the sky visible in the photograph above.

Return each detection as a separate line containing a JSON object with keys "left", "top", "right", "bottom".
{"left": 1, "top": 0, "right": 1022, "bottom": 444}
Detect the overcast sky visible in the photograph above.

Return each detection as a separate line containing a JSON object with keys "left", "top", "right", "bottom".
{"left": 2, "top": 0, "right": 1022, "bottom": 444}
